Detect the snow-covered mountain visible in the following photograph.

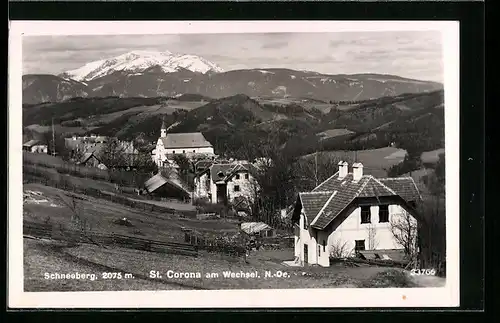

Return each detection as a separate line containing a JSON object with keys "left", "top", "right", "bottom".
{"left": 59, "top": 50, "right": 224, "bottom": 82}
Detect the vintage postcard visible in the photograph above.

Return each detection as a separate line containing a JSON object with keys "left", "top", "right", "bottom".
{"left": 8, "top": 20, "right": 459, "bottom": 308}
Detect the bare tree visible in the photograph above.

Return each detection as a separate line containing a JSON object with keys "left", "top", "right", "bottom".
{"left": 329, "top": 239, "right": 351, "bottom": 259}
{"left": 294, "top": 152, "right": 352, "bottom": 191}
{"left": 390, "top": 210, "right": 418, "bottom": 261}
{"left": 56, "top": 193, "right": 104, "bottom": 247}
{"left": 367, "top": 223, "right": 379, "bottom": 250}
{"left": 98, "top": 138, "right": 127, "bottom": 169}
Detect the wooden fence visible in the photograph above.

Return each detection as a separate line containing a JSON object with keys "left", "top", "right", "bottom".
{"left": 24, "top": 221, "right": 198, "bottom": 257}
{"left": 183, "top": 229, "right": 246, "bottom": 258}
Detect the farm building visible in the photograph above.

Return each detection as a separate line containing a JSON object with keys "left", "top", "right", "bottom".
{"left": 78, "top": 152, "right": 104, "bottom": 169}
{"left": 144, "top": 173, "right": 191, "bottom": 201}
{"left": 291, "top": 161, "right": 421, "bottom": 267}
{"left": 240, "top": 222, "right": 275, "bottom": 238}
{"left": 153, "top": 118, "right": 215, "bottom": 167}
{"left": 23, "top": 140, "right": 48, "bottom": 154}
{"left": 193, "top": 161, "right": 260, "bottom": 206}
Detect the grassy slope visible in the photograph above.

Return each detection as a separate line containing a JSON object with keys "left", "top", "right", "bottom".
{"left": 24, "top": 237, "right": 420, "bottom": 291}
{"left": 24, "top": 183, "right": 237, "bottom": 241}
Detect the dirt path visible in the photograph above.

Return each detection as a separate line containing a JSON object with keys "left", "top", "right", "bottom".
{"left": 409, "top": 274, "right": 446, "bottom": 287}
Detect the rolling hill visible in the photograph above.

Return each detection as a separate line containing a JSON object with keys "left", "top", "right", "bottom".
{"left": 23, "top": 90, "right": 445, "bottom": 162}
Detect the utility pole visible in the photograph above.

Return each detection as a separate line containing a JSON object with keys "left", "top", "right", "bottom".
{"left": 51, "top": 117, "right": 56, "bottom": 156}
{"left": 314, "top": 150, "right": 318, "bottom": 187}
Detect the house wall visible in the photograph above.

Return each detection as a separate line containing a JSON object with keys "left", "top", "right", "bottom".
{"left": 84, "top": 156, "right": 101, "bottom": 168}
{"left": 226, "top": 171, "right": 258, "bottom": 204}
{"left": 294, "top": 203, "right": 417, "bottom": 267}
{"left": 165, "top": 146, "right": 215, "bottom": 156}
{"left": 210, "top": 179, "right": 219, "bottom": 204}
{"left": 194, "top": 172, "right": 211, "bottom": 200}
{"left": 327, "top": 204, "right": 417, "bottom": 257}
{"left": 30, "top": 145, "right": 48, "bottom": 154}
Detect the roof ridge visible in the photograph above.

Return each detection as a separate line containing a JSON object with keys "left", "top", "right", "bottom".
{"left": 369, "top": 175, "right": 398, "bottom": 195}
{"left": 312, "top": 171, "right": 340, "bottom": 191}
{"left": 299, "top": 191, "right": 334, "bottom": 195}
{"left": 379, "top": 176, "right": 413, "bottom": 181}
{"left": 311, "top": 191, "right": 338, "bottom": 226}
{"left": 408, "top": 176, "right": 423, "bottom": 200}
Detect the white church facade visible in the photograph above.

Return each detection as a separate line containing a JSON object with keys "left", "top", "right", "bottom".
{"left": 153, "top": 118, "right": 215, "bottom": 167}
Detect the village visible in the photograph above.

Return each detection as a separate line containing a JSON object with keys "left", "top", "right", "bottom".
{"left": 23, "top": 116, "right": 433, "bottom": 277}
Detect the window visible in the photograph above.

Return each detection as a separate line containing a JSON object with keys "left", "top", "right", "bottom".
{"left": 234, "top": 185, "right": 240, "bottom": 192}
{"left": 245, "top": 173, "right": 249, "bottom": 179}
{"left": 193, "top": 150, "right": 196, "bottom": 153}
{"left": 182, "top": 150, "right": 186, "bottom": 153}
{"left": 379, "top": 205, "right": 389, "bottom": 223}
{"left": 355, "top": 240, "right": 366, "bottom": 251}
{"left": 235, "top": 174, "right": 240, "bottom": 180}
{"left": 361, "top": 206, "right": 371, "bottom": 224}
{"left": 323, "top": 240, "right": 326, "bottom": 252}
{"left": 172, "top": 151, "right": 175, "bottom": 154}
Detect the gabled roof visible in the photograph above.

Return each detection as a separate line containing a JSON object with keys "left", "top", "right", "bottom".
{"left": 208, "top": 162, "right": 258, "bottom": 182}
{"left": 240, "top": 222, "right": 272, "bottom": 235}
{"left": 144, "top": 173, "right": 169, "bottom": 193}
{"left": 79, "top": 152, "right": 100, "bottom": 164}
{"left": 296, "top": 171, "right": 421, "bottom": 231}
{"left": 160, "top": 132, "right": 212, "bottom": 149}
{"left": 23, "top": 139, "right": 42, "bottom": 147}
{"left": 378, "top": 177, "right": 422, "bottom": 202}
{"left": 298, "top": 191, "right": 333, "bottom": 226}
{"left": 144, "top": 173, "right": 191, "bottom": 196}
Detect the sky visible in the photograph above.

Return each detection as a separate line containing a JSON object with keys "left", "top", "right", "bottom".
{"left": 23, "top": 31, "right": 443, "bottom": 82}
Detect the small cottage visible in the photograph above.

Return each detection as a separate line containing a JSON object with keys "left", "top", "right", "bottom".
{"left": 291, "top": 161, "right": 421, "bottom": 267}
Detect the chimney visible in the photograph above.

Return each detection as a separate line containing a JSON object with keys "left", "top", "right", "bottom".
{"left": 338, "top": 161, "right": 348, "bottom": 179}
{"left": 352, "top": 162, "right": 364, "bottom": 182}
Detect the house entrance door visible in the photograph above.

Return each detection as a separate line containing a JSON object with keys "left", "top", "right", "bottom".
{"left": 216, "top": 184, "right": 228, "bottom": 205}
{"left": 303, "top": 244, "right": 308, "bottom": 265}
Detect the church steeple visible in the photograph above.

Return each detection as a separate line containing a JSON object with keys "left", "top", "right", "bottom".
{"left": 160, "top": 116, "right": 167, "bottom": 138}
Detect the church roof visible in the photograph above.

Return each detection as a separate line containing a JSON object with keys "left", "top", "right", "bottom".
{"left": 160, "top": 132, "right": 213, "bottom": 149}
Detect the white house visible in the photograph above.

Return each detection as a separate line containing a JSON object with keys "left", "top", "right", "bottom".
{"left": 23, "top": 140, "right": 48, "bottom": 154}
{"left": 194, "top": 161, "right": 259, "bottom": 206}
{"left": 153, "top": 119, "right": 215, "bottom": 167}
{"left": 291, "top": 161, "right": 421, "bottom": 267}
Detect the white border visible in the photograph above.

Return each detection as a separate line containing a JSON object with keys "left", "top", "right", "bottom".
{"left": 8, "top": 20, "right": 460, "bottom": 308}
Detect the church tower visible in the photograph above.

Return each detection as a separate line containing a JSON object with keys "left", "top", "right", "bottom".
{"left": 160, "top": 116, "right": 167, "bottom": 138}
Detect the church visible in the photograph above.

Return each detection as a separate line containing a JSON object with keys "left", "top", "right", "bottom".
{"left": 152, "top": 118, "right": 215, "bottom": 167}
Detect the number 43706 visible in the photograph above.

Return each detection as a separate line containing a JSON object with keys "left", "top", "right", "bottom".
{"left": 410, "top": 269, "right": 436, "bottom": 276}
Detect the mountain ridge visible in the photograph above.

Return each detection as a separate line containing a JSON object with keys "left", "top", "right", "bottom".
{"left": 58, "top": 50, "right": 224, "bottom": 82}
{"left": 23, "top": 68, "right": 443, "bottom": 105}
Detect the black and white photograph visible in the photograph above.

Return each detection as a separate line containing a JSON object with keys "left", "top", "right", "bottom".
{"left": 8, "top": 21, "right": 459, "bottom": 308}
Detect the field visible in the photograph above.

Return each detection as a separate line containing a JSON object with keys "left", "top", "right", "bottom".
{"left": 23, "top": 183, "right": 232, "bottom": 241}
{"left": 317, "top": 128, "right": 355, "bottom": 140}
{"left": 24, "top": 237, "right": 425, "bottom": 291}
{"left": 421, "top": 148, "right": 445, "bottom": 164}
{"left": 253, "top": 97, "right": 337, "bottom": 114}
{"left": 22, "top": 183, "right": 443, "bottom": 291}
{"left": 87, "top": 100, "right": 206, "bottom": 126}
{"left": 25, "top": 124, "right": 99, "bottom": 135}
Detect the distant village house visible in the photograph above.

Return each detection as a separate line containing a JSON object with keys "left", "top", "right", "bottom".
{"left": 194, "top": 161, "right": 259, "bottom": 206}
{"left": 23, "top": 140, "right": 48, "bottom": 154}
{"left": 143, "top": 173, "right": 191, "bottom": 202}
{"left": 291, "top": 161, "right": 421, "bottom": 267}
